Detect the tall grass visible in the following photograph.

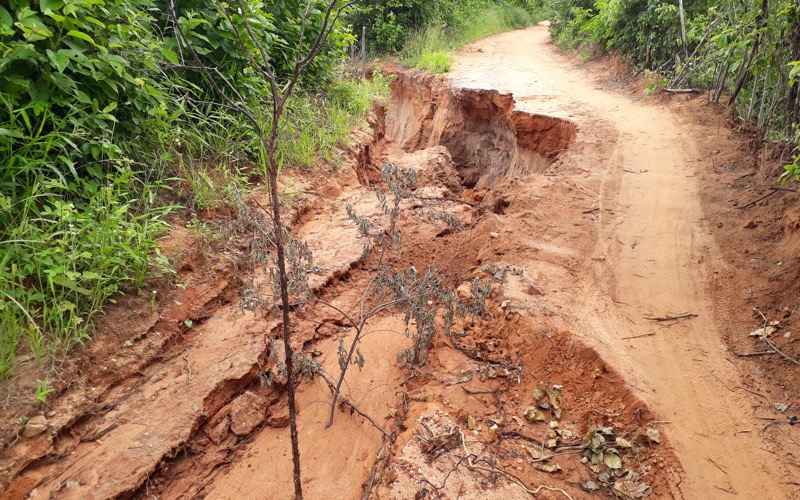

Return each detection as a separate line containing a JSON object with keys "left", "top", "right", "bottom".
{"left": 0, "top": 72, "right": 390, "bottom": 379}
{"left": 265, "top": 71, "right": 392, "bottom": 172}
{"left": 402, "top": 2, "right": 538, "bottom": 73}
{"left": 0, "top": 174, "right": 170, "bottom": 376}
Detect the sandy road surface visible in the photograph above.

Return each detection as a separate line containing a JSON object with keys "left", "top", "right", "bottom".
{"left": 452, "top": 24, "right": 792, "bottom": 498}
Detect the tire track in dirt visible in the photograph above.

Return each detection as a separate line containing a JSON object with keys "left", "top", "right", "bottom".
{"left": 451, "top": 25, "right": 793, "bottom": 498}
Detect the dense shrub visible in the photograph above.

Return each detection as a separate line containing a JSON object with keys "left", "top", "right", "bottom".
{"left": 0, "top": 0, "right": 360, "bottom": 376}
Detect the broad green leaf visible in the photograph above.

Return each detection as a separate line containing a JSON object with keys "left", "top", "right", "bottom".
{"left": 16, "top": 8, "right": 38, "bottom": 21}
{"left": 16, "top": 17, "right": 54, "bottom": 42}
{"left": 789, "top": 61, "right": 800, "bottom": 81}
{"left": 49, "top": 72, "right": 77, "bottom": 93}
{"left": 84, "top": 16, "right": 105, "bottom": 28}
{"left": 160, "top": 48, "right": 179, "bottom": 65}
{"left": 44, "top": 11, "right": 65, "bottom": 22}
{"left": 67, "top": 29, "right": 96, "bottom": 45}
{"left": 2, "top": 45, "right": 40, "bottom": 65}
{"left": 46, "top": 49, "right": 70, "bottom": 73}
{"left": 52, "top": 276, "right": 91, "bottom": 296}
{"left": 0, "top": 6, "right": 12, "bottom": 28}
{"left": 40, "top": 0, "right": 65, "bottom": 12}
{"left": 74, "top": 90, "right": 91, "bottom": 104}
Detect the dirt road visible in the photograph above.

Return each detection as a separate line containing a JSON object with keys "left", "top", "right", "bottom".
{"left": 452, "top": 25, "right": 792, "bottom": 497}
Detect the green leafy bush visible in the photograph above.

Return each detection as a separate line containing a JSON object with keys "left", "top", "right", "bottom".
{"left": 0, "top": 0, "right": 362, "bottom": 376}
{"left": 346, "top": 0, "right": 438, "bottom": 52}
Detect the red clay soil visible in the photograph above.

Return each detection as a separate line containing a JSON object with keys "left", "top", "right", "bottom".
{"left": 1, "top": 23, "right": 799, "bottom": 500}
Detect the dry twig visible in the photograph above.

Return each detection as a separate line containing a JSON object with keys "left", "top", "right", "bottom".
{"left": 459, "top": 430, "right": 574, "bottom": 499}
{"left": 734, "top": 350, "right": 777, "bottom": 358}
{"left": 622, "top": 333, "right": 656, "bottom": 340}
{"left": 643, "top": 313, "right": 698, "bottom": 322}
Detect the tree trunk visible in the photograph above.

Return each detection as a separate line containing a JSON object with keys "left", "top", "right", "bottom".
{"left": 729, "top": 0, "right": 769, "bottom": 106}
{"left": 268, "top": 114, "right": 303, "bottom": 500}
{"left": 787, "top": 11, "right": 800, "bottom": 132}
{"left": 678, "top": 0, "right": 688, "bottom": 59}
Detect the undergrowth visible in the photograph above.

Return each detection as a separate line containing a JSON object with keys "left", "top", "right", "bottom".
{"left": 0, "top": 0, "right": 390, "bottom": 379}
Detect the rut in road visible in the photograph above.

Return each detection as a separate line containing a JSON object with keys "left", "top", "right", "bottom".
{"left": 451, "top": 24, "right": 793, "bottom": 498}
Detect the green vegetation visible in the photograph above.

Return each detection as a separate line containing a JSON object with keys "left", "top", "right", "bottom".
{"left": 0, "top": 0, "right": 534, "bottom": 378}
{"left": 0, "top": 0, "right": 388, "bottom": 377}
{"left": 347, "top": 0, "right": 544, "bottom": 73}
{"left": 546, "top": 0, "right": 800, "bottom": 178}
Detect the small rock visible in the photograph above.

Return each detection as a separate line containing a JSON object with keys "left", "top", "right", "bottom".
{"left": 229, "top": 392, "right": 266, "bottom": 437}
{"left": 489, "top": 232, "right": 500, "bottom": 239}
{"left": 266, "top": 404, "right": 290, "bottom": 428}
{"left": 717, "top": 222, "right": 723, "bottom": 228}
{"left": 525, "top": 284, "right": 545, "bottom": 296}
{"left": 499, "top": 300, "right": 510, "bottom": 310}
{"left": 456, "top": 282, "right": 472, "bottom": 299}
{"left": 123, "top": 340, "right": 133, "bottom": 347}
{"left": 206, "top": 416, "right": 230, "bottom": 445}
{"left": 744, "top": 220, "right": 757, "bottom": 229}
{"left": 46, "top": 411, "right": 56, "bottom": 418}
{"left": 22, "top": 415, "right": 48, "bottom": 438}
{"left": 784, "top": 332, "right": 792, "bottom": 338}
{"left": 268, "top": 341, "right": 289, "bottom": 387}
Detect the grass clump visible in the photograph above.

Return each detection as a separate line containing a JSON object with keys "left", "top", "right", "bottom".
{"left": 401, "top": 1, "right": 538, "bottom": 73}
{"left": 418, "top": 51, "right": 456, "bottom": 73}
{"left": 0, "top": 173, "right": 170, "bottom": 376}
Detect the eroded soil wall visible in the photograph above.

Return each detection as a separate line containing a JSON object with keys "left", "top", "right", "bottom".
{"left": 384, "top": 71, "right": 577, "bottom": 188}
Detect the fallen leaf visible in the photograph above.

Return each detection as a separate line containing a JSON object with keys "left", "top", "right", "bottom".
{"left": 774, "top": 403, "right": 790, "bottom": 412}
{"left": 614, "top": 480, "right": 652, "bottom": 498}
{"left": 558, "top": 429, "right": 574, "bottom": 439}
{"left": 488, "top": 424, "right": 498, "bottom": 441}
{"left": 616, "top": 437, "right": 633, "bottom": 448}
{"left": 604, "top": 453, "right": 623, "bottom": 469}
{"left": 749, "top": 326, "right": 777, "bottom": 337}
{"left": 581, "top": 480, "right": 601, "bottom": 492}
{"left": 646, "top": 428, "right": 661, "bottom": 444}
{"left": 526, "top": 446, "right": 544, "bottom": 460}
{"left": 524, "top": 407, "right": 545, "bottom": 423}
{"left": 531, "top": 462, "right": 562, "bottom": 473}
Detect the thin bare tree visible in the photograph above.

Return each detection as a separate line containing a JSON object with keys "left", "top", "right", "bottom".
{"left": 166, "top": 1, "right": 357, "bottom": 498}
